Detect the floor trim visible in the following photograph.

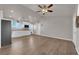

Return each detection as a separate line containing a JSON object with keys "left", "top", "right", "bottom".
{"left": 34, "top": 34, "right": 72, "bottom": 42}
{"left": 75, "top": 47, "right": 79, "bottom": 54}
{"left": 73, "top": 42, "right": 79, "bottom": 54}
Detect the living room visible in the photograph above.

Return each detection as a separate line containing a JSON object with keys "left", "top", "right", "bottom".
{"left": 0, "top": 4, "right": 79, "bottom": 55}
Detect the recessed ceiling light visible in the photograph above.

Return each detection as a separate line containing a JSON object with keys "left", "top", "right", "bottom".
{"left": 10, "top": 10, "right": 14, "bottom": 13}
{"left": 9, "top": 16, "right": 12, "bottom": 17}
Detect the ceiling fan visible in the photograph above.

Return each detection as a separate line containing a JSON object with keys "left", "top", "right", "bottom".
{"left": 37, "top": 4, "right": 53, "bottom": 15}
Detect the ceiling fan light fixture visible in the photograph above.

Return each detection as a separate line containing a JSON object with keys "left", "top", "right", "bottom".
{"left": 37, "top": 4, "right": 53, "bottom": 15}
{"left": 42, "top": 9, "right": 47, "bottom": 13}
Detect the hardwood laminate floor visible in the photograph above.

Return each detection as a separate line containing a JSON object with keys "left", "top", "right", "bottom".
{"left": 0, "top": 35, "right": 77, "bottom": 55}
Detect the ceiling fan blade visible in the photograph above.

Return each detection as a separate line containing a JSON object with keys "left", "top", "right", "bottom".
{"left": 48, "top": 4, "right": 53, "bottom": 8}
{"left": 48, "top": 10, "right": 53, "bottom": 12}
{"left": 38, "top": 5, "right": 42, "bottom": 8}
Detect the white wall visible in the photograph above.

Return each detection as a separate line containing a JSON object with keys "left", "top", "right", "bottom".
{"left": 77, "top": 5, "right": 79, "bottom": 16}
{"left": 33, "top": 22, "right": 41, "bottom": 34}
{"left": 39, "top": 16, "right": 73, "bottom": 41}
{"left": 76, "top": 28, "right": 79, "bottom": 54}
{"left": 73, "top": 4, "right": 79, "bottom": 54}
{"left": 72, "top": 5, "right": 78, "bottom": 46}
{"left": 36, "top": 4, "right": 75, "bottom": 41}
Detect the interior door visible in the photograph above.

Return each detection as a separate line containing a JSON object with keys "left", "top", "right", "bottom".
{"left": 1, "top": 20, "right": 11, "bottom": 46}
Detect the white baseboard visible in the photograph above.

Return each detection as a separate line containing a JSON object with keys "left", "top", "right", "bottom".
{"left": 75, "top": 47, "right": 79, "bottom": 54}
{"left": 35, "top": 34, "right": 72, "bottom": 41}
{"left": 52, "top": 37, "right": 72, "bottom": 41}
{"left": 72, "top": 41, "right": 79, "bottom": 55}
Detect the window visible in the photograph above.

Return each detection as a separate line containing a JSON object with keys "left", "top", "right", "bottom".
{"left": 11, "top": 20, "right": 24, "bottom": 29}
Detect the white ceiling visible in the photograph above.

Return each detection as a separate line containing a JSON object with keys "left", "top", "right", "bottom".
{"left": 22, "top": 4, "right": 75, "bottom": 16}
{"left": 0, "top": 4, "right": 76, "bottom": 24}
{"left": 0, "top": 4, "right": 40, "bottom": 24}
